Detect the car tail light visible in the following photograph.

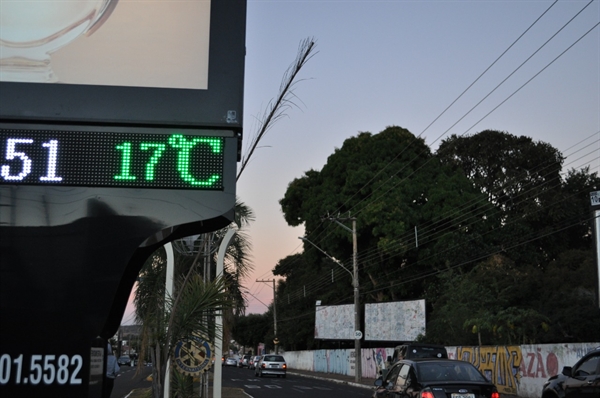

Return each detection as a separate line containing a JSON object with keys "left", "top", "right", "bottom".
{"left": 420, "top": 391, "right": 434, "bottom": 398}
{"left": 283, "top": 364, "right": 287, "bottom": 369}
{"left": 261, "top": 363, "right": 266, "bottom": 369}
{"left": 491, "top": 393, "right": 500, "bottom": 398}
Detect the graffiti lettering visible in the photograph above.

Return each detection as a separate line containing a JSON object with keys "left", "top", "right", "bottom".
{"left": 521, "top": 349, "right": 559, "bottom": 379}
{"left": 457, "top": 346, "right": 522, "bottom": 395}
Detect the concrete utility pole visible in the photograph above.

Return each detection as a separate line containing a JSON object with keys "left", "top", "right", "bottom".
{"left": 257, "top": 279, "right": 278, "bottom": 353}
{"left": 308, "top": 214, "right": 361, "bottom": 383}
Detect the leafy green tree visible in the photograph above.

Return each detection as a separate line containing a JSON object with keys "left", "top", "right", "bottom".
{"left": 280, "top": 126, "right": 493, "bottom": 308}
{"left": 437, "top": 130, "right": 564, "bottom": 213}
{"left": 437, "top": 130, "right": 573, "bottom": 266}
{"left": 431, "top": 130, "right": 600, "bottom": 344}
{"left": 231, "top": 313, "right": 270, "bottom": 353}
{"left": 272, "top": 255, "right": 322, "bottom": 350}
{"left": 549, "top": 167, "right": 600, "bottom": 254}
{"left": 426, "top": 254, "right": 549, "bottom": 345}
{"left": 532, "top": 249, "right": 600, "bottom": 342}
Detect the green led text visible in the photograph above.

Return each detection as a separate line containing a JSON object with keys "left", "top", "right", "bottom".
{"left": 113, "top": 135, "right": 223, "bottom": 188}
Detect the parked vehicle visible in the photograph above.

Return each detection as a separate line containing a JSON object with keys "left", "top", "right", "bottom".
{"left": 390, "top": 343, "right": 448, "bottom": 363}
{"left": 255, "top": 354, "right": 287, "bottom": 378}
{"left": 373, "top": 358, "right": 499, "bottom": 398}
{"left": 117, "top": 355, "right": 131, "bottom": 366}
{"left": 224, "top": 355, "right": 238, "bottom": 367}
{"left": 541, "top": 347, "right": 599, "bottom": 398}
{"left": 239, "top": 354, "right": 252, "bottom": 368}
{"left": 381, "top": 343, "right": 449, "bottom": 379}
{"left": 249, "top": 355, "right": 262, "bottom": 370}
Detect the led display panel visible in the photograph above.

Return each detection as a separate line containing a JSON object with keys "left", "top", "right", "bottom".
{"left": 0, "top": 128, "right": 226, "bottom": 189}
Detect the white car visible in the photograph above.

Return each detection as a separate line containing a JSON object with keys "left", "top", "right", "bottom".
{"left": 255, "top": 355, "right": 287, "bottom": 378}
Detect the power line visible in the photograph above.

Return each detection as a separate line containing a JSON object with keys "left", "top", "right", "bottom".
{"left": 246, "top": 2, "right": 600, "bottom": 311}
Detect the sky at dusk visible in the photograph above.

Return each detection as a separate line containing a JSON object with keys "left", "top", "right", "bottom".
{"left": 123, "top": 0, "right": 599, "bottom": 324}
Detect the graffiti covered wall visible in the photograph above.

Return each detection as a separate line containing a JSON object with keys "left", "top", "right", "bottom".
{"left": 283, "top": 342, "right": 598, "bottom": 397}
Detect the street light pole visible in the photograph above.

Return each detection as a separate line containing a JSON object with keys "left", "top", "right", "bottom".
{"left": 299, "top": 229, "right": 361, "bottom": 383}
{"left": 214, "top": 228, "right": 237, "bottom": 398}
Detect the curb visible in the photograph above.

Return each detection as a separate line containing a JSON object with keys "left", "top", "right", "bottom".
{"left": 242, "top": 389, "right": 254, "bottom": 398}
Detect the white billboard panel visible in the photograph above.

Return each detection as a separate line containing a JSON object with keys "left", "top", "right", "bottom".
{"left": 0, "top": 1, "right": 246, "bottom": 129}
{"left": 314, "top": 304, "right": 355, "bottom": 340}
{"left": 1, "top": 0, "right": 210, "bottom": 89}
{"left": 364, "top": 300, "right": 426, "bottom": 341}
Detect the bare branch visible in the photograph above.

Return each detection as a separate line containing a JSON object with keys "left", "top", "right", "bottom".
{"left": 237, "top": 37, "right": 318, "bottom": 181}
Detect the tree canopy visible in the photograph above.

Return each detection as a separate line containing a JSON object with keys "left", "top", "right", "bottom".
{"left": 264, "top": 127, "right": 600, "bottom": 349}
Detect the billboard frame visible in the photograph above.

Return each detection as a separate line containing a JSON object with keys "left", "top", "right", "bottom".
{"left": 0, "top": 0, "right": 246, "bottom": 131}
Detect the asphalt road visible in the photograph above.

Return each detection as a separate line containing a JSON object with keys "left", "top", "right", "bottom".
{"left": 112, "top": 364, "right": 153, "bottom": 398}
{"left": 221, "top": 365, "right": 370, "bottom": 398}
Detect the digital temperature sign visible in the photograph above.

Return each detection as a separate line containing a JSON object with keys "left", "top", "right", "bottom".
{"left": 0, "top": 128, "right": 226, "bottom": 190}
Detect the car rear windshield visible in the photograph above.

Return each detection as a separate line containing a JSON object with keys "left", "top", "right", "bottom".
{"left": 263, "top": 355, "right": 284, "bottom": 362}
{"left": 408, "top": 347, "right": 447, "bottom": 358}
{"left": 417, "top": 362, "right": 486, "bottom": 382}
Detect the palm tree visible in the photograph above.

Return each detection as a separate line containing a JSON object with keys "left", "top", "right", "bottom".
{"left": 134, "top": 199, "right": 254, "bottom": 398}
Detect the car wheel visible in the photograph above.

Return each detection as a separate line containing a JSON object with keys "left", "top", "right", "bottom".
{"left": 282, "top": 374, "right": 286, "bottom": 378}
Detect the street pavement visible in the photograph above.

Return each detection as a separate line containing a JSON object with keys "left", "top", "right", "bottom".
{"left": 214, "top": 368, "right": 375, "bottom": 398}
{"left": 217, "top": 368, "right": 524, "bottom": 398}
{"left": 123, "top": 366, "right": 525, "bottom": 398}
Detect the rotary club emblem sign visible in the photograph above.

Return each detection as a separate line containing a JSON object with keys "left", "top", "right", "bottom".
{"left": 172, "top": 335, "right": 214, "bottom": 376}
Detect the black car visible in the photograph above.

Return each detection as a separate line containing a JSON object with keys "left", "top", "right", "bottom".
{"left": 373, "top": 358, "right": 499, "bottom": 398}
{"left": 382, "top": 343, "right": 449, "bottom": 379}
{"left": 390, "top": 343, "right": 448, "bottom": 363}
{"left": 117, "top": 355, "right": 131, "bottom": 366}
{"left": 541, "top": 347, "right": 600, "bottom": 398}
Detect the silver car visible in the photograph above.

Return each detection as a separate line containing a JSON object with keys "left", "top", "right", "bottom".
{"left": 255, "top": 354, "right": 287, "bottom": 378}
{"left": 224, "top": 356, "right": 238, "bottom": 367}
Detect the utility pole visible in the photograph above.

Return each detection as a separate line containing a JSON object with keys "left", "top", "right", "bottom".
{"left": 320, "top": 214, "right": 361, "bottom": 382}
{"left": 257, "top": 279, "right": 278, "bottom": 353}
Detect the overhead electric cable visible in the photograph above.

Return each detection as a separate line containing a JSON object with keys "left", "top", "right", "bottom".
{"left": 259, "top": 3, "right": 600, "bottom": 308}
